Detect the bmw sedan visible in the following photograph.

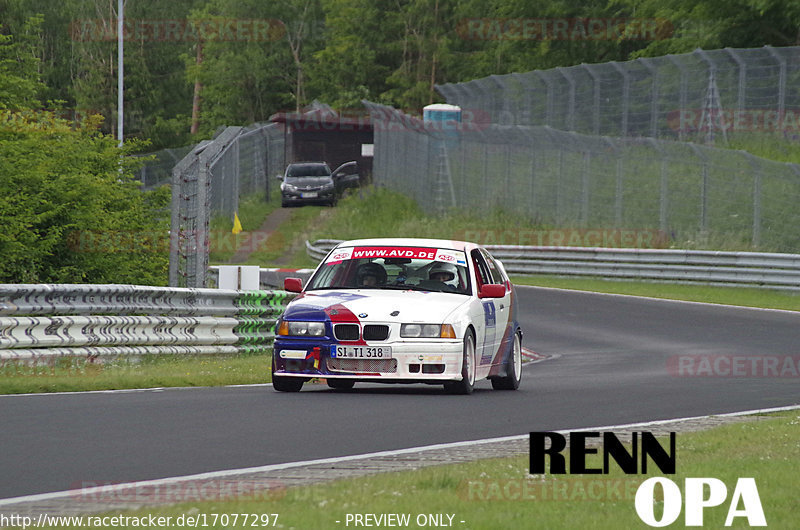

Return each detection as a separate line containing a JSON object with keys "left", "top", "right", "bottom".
{"left": 272, "top": 238, "right": 523, "bottom": 394}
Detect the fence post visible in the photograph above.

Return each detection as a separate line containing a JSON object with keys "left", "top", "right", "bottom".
{"left": 689, "top": 144, "right": 710, "bottom": 238}
{"left": 637, "top": 57, "right": 660, "bottom": 138}
{"left": 584, "top": 64, "right": 601, "bottom": 135}
{"left": 724, "top": 48, "right": 747, "bottom": 112}
{"left": 666, "top": 54, "right": 689, "bottom": 141}
{"left": 557, "top": 67, "right": 576, "bottom": 131}
{"left": 610, "top": 62, "right": 629, "bottom": 137}
{"left": 535, "top": 71, "right": 556, "bottom": 127}
{"left": 743, "top": 153, "right": 762, "bottom": 248}
{"left": 646, "top": 138, "right": 669, "bottom": 233}
{"left": 765, "top": 46, "right": 786, "bottom": 119}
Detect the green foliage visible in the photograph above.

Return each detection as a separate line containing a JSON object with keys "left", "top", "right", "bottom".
{"left": 0, "top": 114, "right": 170, "bottom": 285}
{"left": 3, "top": 0, "right": 800, "bottom": 146}
{"left": 0, "top": 14, "right": 46, "bottom": 109}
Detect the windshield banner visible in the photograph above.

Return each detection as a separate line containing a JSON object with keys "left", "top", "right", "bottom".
{"left": 326, "top": 246, "right": 466, "bottom": 265}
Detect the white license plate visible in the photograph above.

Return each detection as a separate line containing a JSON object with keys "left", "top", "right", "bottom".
{"left": 333, "top": 346, "right": 392, "bottom": 359}
{"left": 301, "top": 192, "right": 318, "bottom": 198}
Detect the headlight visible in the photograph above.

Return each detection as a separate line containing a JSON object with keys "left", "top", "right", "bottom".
{"left": 277, "top": 320, "right": 325, "bottom": 337}
{"left": 282, "top": 183, "right": 298, "bottom": 192}
{"left": 400, "top": 323, "right": 456, "bottom": 338}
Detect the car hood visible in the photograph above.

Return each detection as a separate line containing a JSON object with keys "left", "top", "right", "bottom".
{"left": 283, "top": 289, "right": 470, "bottom": 323}
{"left": 285, "top": 176, "right": 333, "bottom": 187}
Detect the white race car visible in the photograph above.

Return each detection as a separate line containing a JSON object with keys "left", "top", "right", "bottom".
{"left": 272, "top": 238, "right": 523, "bottom": 393}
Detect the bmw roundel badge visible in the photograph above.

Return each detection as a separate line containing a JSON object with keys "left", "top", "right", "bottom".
{"left": 358, "top": 313, "right": 368, "bottom": 318}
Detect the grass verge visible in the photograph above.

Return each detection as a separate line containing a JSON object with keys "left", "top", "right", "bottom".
{"left": 208, "top": 193, "right": 275, "bottom": 264}
{"left": 39, "top": 410, "right": 799, "bottom": 529}
{"left": 240, "top": 205, "right": 330, "bottom": 268}
{"left": 0, "top": 354, "right": 270, "bottom": 394}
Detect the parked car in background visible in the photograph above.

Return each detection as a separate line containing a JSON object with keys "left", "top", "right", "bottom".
{"left": 278, "top": 161, "right": 360, "bottom": 207}
{"left": 272, "top": 238, "right": 523, "bottom": 394}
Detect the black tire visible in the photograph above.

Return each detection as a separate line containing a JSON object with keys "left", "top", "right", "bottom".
{"left": 444, "top": 331, "right": 476, "bottom": 395}
{"left": 327, "top": 379, "right": 355, "bottom": 391}
{"left": 491, "top": 331, "right": 522, "bottom": 390}
{"left": 271, "top": 357, "right": 304, "bottom": 392}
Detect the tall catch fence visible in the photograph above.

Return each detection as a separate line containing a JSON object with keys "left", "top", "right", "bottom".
{"left": 363, "top": 101, "right": 800, "bottom": 252}
{"left": 169, "top": 123, "right": 285, "bottom": 288}
{"left": 436, "top": 46, "right": 800, "bottom": 143}
{"left": 135, "top": 146, "right": 193, "bottom": 190}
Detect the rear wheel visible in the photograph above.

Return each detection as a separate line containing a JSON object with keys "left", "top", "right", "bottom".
{"left": 271, "top": 356, "right": 304, "bottom": 392}
{"left": 491, "top": 331, "right": 522, "bottom": 390}
{"left": 444, "top": 331, "right": 476, "bottom": 395}
{"left": 327, "top": 379, "right": 355, "bottom": 391}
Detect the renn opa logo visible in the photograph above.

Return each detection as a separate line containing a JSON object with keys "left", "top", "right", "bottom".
{"left": 530, "top": 432, "right": 766, "bottom": 527}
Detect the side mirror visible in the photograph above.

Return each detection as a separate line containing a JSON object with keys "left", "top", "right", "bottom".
{"left": 478, "top": 284, "right": 506, "bottom": 299}
{"left": 276, "top": 174, "right": 283, "bottom": 180}
{"left": 284, "top": 277, "right": 303, "bottom": 293}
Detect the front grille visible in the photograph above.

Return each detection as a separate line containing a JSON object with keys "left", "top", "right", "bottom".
{"left": 328, "top": 358, "right": 398, "bottom": 374}
{"left": 334, "top": 324, "right": 360, "bottom": 341}
{"left": 363, "top": 325, "right": 389, "bottom": 341}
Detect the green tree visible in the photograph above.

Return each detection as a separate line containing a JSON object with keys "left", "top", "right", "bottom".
{"left": 0, "top": 14, "right": 45, "bottom": 109}
{"left": 0, "top": 26, "right": 170, "bottom": 285}
{"left": 0, "top": 113, "right": 170, "bottom": 285}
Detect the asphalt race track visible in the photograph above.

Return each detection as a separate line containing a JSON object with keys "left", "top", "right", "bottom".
{"left": 1, "top": 286, "right": 798, "bottom": 500}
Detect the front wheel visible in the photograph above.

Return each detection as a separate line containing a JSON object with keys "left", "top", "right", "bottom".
{"left": 444, "top": 331, "right": 476, "bottom": 395}
{"left": 271, "top": 356, "right": 304, "bottom": 392}
{"left": 491, "top": 331, "right": 522, "bottom": 390}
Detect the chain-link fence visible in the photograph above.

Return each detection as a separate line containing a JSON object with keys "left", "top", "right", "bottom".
{"left": 437, "top": 46, "right": 800, "bottom": 143}
{"left": 135, "top": 146, "right": 193, "bottom": 190}
{"left": 364, "top": 101, "right": 800, "bottom": 252}
{"left": 169, "top": 122, "right": 285, "bottom": 288}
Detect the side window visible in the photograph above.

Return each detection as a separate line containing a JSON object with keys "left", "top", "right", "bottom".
{"left": 471, "top": 249, "right": 493, "bottom": 289}
{"left": 481, "top": 250, "right": 506, "bottom": 284}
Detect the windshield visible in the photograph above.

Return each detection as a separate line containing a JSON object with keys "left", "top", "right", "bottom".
{"left": 286, "top": 163, "right": 330, "bottom": 177}
{"left": 306, "top": 245, "right": 471, "bottom": 295}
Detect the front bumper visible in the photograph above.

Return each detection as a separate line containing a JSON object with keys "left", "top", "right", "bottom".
{"left": 281, "top": 189, "right": 335, "bottom": 205}
{"left": 273, "top": 339, "right": 464, "bottom": 381}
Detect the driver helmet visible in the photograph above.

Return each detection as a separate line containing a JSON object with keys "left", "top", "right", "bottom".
{"left": 356, "top": 262, "right": 387, "bottom": 286}
{"left": 429, "top": 262, "right": 457, "bottom": 283}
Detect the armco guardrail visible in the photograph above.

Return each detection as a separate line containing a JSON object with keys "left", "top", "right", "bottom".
{"left": 305, "top": 239, "right": 342, "bottom": 262}
{"left": 305, "top": 240, "right": 800, "bottom": 290}
{"left": 0, "top": 284, "right": 293, "bottom": 361}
